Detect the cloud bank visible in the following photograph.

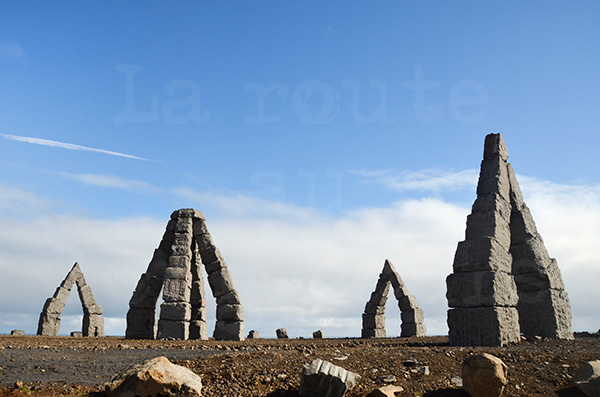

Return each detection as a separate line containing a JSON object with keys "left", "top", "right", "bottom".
{"left": 0, "top": 169, "right": 598, "bottom": 337}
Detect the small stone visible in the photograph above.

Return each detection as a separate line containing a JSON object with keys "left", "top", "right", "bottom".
{"left": 451, "top": 376, "right": 463, "bottom": 388}
{"left": 276, "top": 328, "right": 289, "bottom": 339}
{"left": 369, "top": 384, "right": 404, "bottom": 397}
{"left": 14, "top": 381, "right": 23, "bottom": 389}
{"left": 462, "top": 353, "right": 507, "bottom": 397}
{"left": 70, "top": 332, "right": 83, "bottom": 337}
{"left": 382, "top": 375, "right": 397, "bottom": 383}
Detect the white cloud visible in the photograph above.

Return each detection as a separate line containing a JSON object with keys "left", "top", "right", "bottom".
{"left": 0, "top": 39, "right": 24, "bottom": 62}
{"left": 58, "top": 172, "right": 159, "bottom": 193}
{"left": 1, "top": 173, "right": 599, "bottom": 338}
{"left": 1, "top": 133, "right": 154, "bottom": 162}
{"left": 351, "top": 168, "right": 478, "bottom": 192}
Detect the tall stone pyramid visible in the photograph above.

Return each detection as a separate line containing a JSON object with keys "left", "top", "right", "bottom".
{"left": 37, "top": 262, "right": 104, "bottom": 337}
{"left": 446, "top": 133, "right": 572, "bottom": 346}
{"left": 362, "top": 259, "right": 426, "bottom": 338}
{"left": 126, "top": 209, "right": 244, "bottom": 341}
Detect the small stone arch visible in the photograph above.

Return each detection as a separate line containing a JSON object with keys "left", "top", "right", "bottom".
{"left": 37, "top": 262, "right": 104, "bottom": 337}
{"left": 361, "top": 259, "right": 426, "bottom": 338}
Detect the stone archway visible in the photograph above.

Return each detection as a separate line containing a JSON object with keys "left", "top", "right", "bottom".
{"left": 361, "top": 259, "right": 426, "bottom": 338}
{"left": 37, "top": 262, "right": 104, "bottom": 337}
{"left": 126, "top": 209, "right": 244, "bottom": 341}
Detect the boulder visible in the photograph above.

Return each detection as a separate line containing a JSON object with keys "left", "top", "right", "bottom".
{"left": 247, "top": 330, "right": 259, "bottom": 339}
{"left": 106, "top": 356, "right": 202, "bottom": 397}
{"left": 299, "top": 359, "right": 361, "bottom": 397}
{"left": 574, "top": 360, "right": 600, "bottom": 397}
{"left": 462, "top": 353, "right": 507, "bottom": 397}
{"left": 10, "top": 329, "right": 25, "bottom": 336}
{"left": 313, "top": 329, "right": 324, "bottom": 339}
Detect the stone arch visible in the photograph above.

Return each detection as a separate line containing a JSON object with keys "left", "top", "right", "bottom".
{"left": 361, "top": 259, "right": 426, "bottom": 338}
{"left": 37, "top": 262, "right": 104, "bottom": 337}
{"left": 126, "top": 209, "right": 244, "bottom": 341}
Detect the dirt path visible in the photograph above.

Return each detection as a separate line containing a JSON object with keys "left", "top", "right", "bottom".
{"left": 0, "top": 334, "right": 598, "bottom": 396}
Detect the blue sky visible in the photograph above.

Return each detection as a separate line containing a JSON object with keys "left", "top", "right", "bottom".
{"left": 1, "top": 2, "right": 599, "bottom": 337}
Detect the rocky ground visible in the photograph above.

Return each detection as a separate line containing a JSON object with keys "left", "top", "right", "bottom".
{"left": 0, "top": 333, "right": 598, "bottom": 396}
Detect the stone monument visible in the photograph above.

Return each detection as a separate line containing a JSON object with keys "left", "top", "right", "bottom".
{"left": 126, "top": 209, "right": 244, "bottom": 341}
{"left": 361, "top": 259, "right": 426, "bottom": 338}
{"left": 37, "top": 262, "right": 104, "bottom": 337}
{"left": 447, "top": 133, "right": 572, "bottom": 346}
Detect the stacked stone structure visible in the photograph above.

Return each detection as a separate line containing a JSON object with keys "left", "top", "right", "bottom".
{"left": 126, "top": 209, "right": 244, "bottom": 341}
{"left": 447, "top": 133, "right": 572, "bottom": 346}
{"left": 361, "top": 259, "right": 426, "bottom": 338}
{"left": 37, "top": 262, "right": 104, "bottom": 337}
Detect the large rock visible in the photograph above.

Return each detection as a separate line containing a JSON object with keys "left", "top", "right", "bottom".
{"left": 462, "top": 353, "right": 507, "bottom": 397}
{"left": 574, "top": 360, "right": 600, "bottom": 397}
{"left": 276, "top": 328, "right": 289, "bottom": 339}
{"left": 299, "top": 358, "right": 361, "bottom": 397}
{"left": 106, "top": 356, "right": 202, "bottom": 396}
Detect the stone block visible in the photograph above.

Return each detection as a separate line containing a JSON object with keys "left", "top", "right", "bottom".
{"left": 446, "top": 271, "right": 518, "bottom": 308}
{"left": 401, "top": 322, "right": 426, "bottom": 337}
{"left": 393, "top": 285, "right": 412, "bottom": 301}
{"left": 199, "top": 246, "right": 221, "bottom": 267}
{"left": 517, "top": 289, "right": 573, "bottom": 340}
{"left": 247, "top": 330, "right": 259, "bottom": 339}
{"left": 509, "top": 204, "right": 538, "bottom": 245}
{"left": 126, "top": 307, "right": 156, "bottom": 339}
{"left": 174, "top": 218, "right": 193, "bottom": 234}
{"left": 160, "top": 302, "right": 192, "bottom": 321}
{"left": 192, "top": 218, "right": 210, "bottom": 237}
{"left": 130, "top": 274, "right": 163, "bottom": 307}
{"left": 207, "top": 268, "right": 236, "bottom": 298}
{"left": 364, "top": 301, "right": 385, "bottom": 316}
{"left": 167, "top": 255, "right": 190, "bottom": 269}
{"left": 83, "top": 313, "right": 104, "bottom": 337}
{"left": 313, "top": 329, "right": 324, "bottom": 339}
{"left": 164, "top": 266, "right": 191, "bottom": 281}
{"left": 190, "top": 307, "right": 207, "bottom": 321}
{"left": 476, "top": 158, "right": 510, "bottom": 200}
{"left": 37, "top": 312, "right": 61, "bottom": 336}
{"left": 276, "top": 328, "right": 289, "bottom": 339}
{"left": 157, "top": 319, "right": 189, "bottom": 340}
{"left": 216, "top": 290, "right": 242, "bottom": 305}
{"left": 42, "top": 296, "right": 65, "bottom": 315}
{"left": 189, "top": 320, "right": 208, "bottom": 340}
{"left": 299, "top": 359, "right": 361, "bottom": 397}
{"left": 361, "top": 328, "right": 385, "bottom": 338}
{"left": 401, "top": 308, "right": 424, "bottom": 324}
{"left": 145, "top": 249, "right": 169, "bottom": 278}
{"left": 510, "top": 233, "right": 551, "bottom": 275}
{"left": 84, "top": 303, "right": 103, "bottom": 315}
{"left": 388, "top": 273, "right": 405, "bottom": 290}
{"left": 194, "top": 233, "right": 215, "bottom": 251}
{"left": 466, "top": 194, "right": 511, "bottom": 243}
{"left": 170, "top": 243, "right": 192, "bottom": 257}
{"left": 162, "top": 278, "right": 191, "bottom": 302}
{"left": 70, "top": 331, "right": 83, "bottom": 337}
{"left": 513, "top": 259, "right": 565, "bottom": 292}
{"left": 362, "top": 313, "right": 385, "bottom": 329}
{"left": 214, "top": 321, "right": 244, "bottom": 341}
{"left": 447, "top": 306, "right": 521, "bottom": 346}
{"left": 204, "top": 257, "right": 226, "bottom": 274}
{"left": 483, "top": 133, "right": 509, "bottom": 161}
{"left": 10, "top": 329, "right": 25, "bottom": 336}
{"left": 453, "top": 237, "right": 512, "bottom": 273}
{"left": 190, "top": 280, "right": 206, "bottom": 307}
{"left": 77, "top": 284, "right": 98, "bottom": 309}
{"left": 216, "top": 304, "right": 244, "bottom": 322}
{"left": 398, "top": 294, "right": 420, "bottom": 311}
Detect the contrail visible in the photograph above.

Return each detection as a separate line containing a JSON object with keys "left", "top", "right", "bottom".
{"left": 2, "top": 133, "right": 154, "bottom": 162}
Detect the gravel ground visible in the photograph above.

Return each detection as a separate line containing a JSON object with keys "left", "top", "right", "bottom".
{"left": 0, "top": 334, "right": 598, "bottom": 396}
